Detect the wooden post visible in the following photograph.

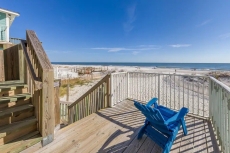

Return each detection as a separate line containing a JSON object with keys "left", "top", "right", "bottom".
{"left": 0, "top": 50, "right": 4, "bottom": 82}
{"left": 54, "top": 80, "right": 60, "bottom": 127}
{"left": 110, "top": 74, "right": 113, "bottom": 107}
{"left": 41, "top": 69, "right": 54, "bottom": 146}
{"left": 127, "top": 73, "right": 129, "bottom": 98}
{"left": 67, "top": 84, "right": 70, "bottom": 101}
{"left": 26, "top": 30, "right": 55, "bottom": 146}
{"left": 18, "top": 44, "right": 25, "bottom": 83}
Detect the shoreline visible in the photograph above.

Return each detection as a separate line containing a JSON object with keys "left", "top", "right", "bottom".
{"left": 52, "top": 62, "right": 230, "bottom": 71}
{"left": 52, "top": 64, "right": 213, "bottom": 76}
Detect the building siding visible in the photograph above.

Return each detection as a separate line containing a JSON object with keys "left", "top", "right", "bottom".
{"left": 0, "top": 12, "right": 6, "bottom": 41}
{"left": 0, "top": 12, "right": 6, "bottom": 26}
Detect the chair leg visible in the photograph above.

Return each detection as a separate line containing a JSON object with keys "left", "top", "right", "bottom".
{"left": 162, "top": 134, "right": 175, "bottom": 153}
{"left": 181, "top": 118, "right": 187, "bottom": 136}
{"left": 137, "top": 124, "right": 147, "bottom": 139}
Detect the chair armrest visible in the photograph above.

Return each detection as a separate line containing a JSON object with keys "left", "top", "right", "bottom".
{"left": 165, "top": 107, "right": 189, "bottom": 125}
{"left": 146, "top": 98, "right": 158, "bottom": 108}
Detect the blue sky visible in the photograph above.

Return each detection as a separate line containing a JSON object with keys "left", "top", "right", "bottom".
{"left": 1, "top": 0, "right": 230, "bottom": 63}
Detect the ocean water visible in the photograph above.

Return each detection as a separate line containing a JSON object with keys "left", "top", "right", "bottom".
{"left": 52, "top": 62, "right": 230, "bottom": 71}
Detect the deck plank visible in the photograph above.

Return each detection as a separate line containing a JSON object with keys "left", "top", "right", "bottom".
{"left": 204, "top": 120, "right": 214, "bottom": 152}
{"left": 193, "top": 118, "right": 208, "bottom": 153}
{"left": 137, "top": 137, "right": 156, "bottom": 153}
{"left": 30, "top": 100, "right": 219, "bottom": 153}
{"left": 178, "top": 117, "right": 195, "bottom": 152}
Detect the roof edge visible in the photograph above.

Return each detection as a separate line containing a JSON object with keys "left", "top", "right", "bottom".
{"left": 0, "top": 8, "right": 20, "bottom": 16}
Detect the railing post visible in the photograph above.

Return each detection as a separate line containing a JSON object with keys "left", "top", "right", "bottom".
{"left": 110, "top": 73, "right": 114, "bottom": 107}
{"left": 0, "top": 50, "right": 4, "bottom": 82}
{"left": 26, "top": 30, "right": 55, "bottom": 147}
{"left": 127, "top": 72, "right": 129, "bottom": 98}
{"left": 67, "top": 83, "right": 70, "bottom": 101}
{"left": 158, "top": 74, "right": 161, "bottom": 105}
{"left": 209, "top": 77, "right": 212, "bottom": 119}
{"left": 106, "top": 74, "right": 110, "bottom": 107}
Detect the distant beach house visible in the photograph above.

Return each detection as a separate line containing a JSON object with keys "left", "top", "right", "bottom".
{"left": 0, "top": 8, "right": 19, "bottom": 50}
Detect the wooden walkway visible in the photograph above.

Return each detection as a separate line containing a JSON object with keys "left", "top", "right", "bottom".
{"left": 24, "top": 100, "right": 219, "bottom": 153}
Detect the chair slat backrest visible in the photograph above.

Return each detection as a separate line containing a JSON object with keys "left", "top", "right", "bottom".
{"left": 134, "top": 101, "right": 169, "bottom": 130}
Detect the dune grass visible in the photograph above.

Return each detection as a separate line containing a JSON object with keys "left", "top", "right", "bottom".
{"left": 59, "top": 78, "right": 91, "bottom": 97}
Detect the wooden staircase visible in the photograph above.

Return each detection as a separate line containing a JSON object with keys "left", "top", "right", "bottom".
{"left": 0, "top": 82, "right": 42, "bottom": 153}
{"left": 0, "top": 30, "right": 60, "bottom": 152}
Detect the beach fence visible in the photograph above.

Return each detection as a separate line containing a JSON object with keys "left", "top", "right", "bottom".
{"left": 54, "top": 67, "right": 78, "bottom": 79}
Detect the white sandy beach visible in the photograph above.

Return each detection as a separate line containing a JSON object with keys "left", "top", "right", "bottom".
{"left": 54, "top": 64, "right": 230, "bottom": 107}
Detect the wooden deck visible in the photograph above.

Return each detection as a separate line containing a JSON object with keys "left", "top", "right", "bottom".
{"left": 25, "top": 100, "right": 219, "bottom": 153}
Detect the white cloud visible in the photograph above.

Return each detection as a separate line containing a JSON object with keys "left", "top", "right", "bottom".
{"left": 132, "top": 51, "right": 139, "bottom": 55}
{"left": 91, "top": 47, "right": 127, "bottom": 52}
{"left": 123, "top": 3, "right": 137, "bottom": 32}
{"left": 46, "top": 50, "right": 72, "bottom": 53}
{"left": 219, "top": 33, "right": 230, "bottom": 39}
{"left": 91, "top": 45, "right": 160, "bottom": 53}
{"left": 138, "top": 45, "right": 161, "bottom": 49}
{"left": 196, "top": 19, "right": 212, "bottom": 27}
{"left": 169, "top": 44, "right": 191, "bottom": 48}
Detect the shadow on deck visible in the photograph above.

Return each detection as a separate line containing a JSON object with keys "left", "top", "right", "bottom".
{"left": 28, "top": 100, "right": 219, "bottom": 153}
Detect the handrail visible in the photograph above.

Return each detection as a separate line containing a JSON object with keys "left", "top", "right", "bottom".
{"left": 26, "top": 30, "right": 52, "bottom": 70}
{"left": 128, "top": 71, "right": 208, "bottom": 77}
{"left": 69, "top": 74, "right": 110, "bottom": 107}
{"left": 68, "top": 74, "right": 111, "bottom": 124}
{"left": 210, "top": 76, "right": 230, "bottom": 93}
{"left": 20, "top": 40, "right": 42, "bottom": 90}
{"left": 209, "top": 76, "right": 230, "bottom": 152}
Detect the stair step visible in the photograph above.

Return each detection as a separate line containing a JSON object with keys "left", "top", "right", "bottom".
{"left": 0, "top": 84, "right": 28, "bottom": 92}
{"left": 0, "top": 88, "right": 28, "bottom": 98}
{"left": 0, "top": 81, "right": 23, "bottom": 85}
{"left": 0, "top": 104, "right": 34, "bottom": 119}
{"left": 0, "top": 118, "right": 37, "bottom": 145}
{"left": 0, "top": 131, "right": 42, "bottom": 153}
{"left": 0, "top": 93, "right": 31, "bottom": 104}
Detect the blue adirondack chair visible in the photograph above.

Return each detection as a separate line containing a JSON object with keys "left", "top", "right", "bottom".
{"left": 134, "top": 98, "right": 189, "bottom": 153}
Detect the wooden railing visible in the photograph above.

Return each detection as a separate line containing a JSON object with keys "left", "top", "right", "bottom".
{"left": 20, "top": 40, "right": 42, "bottom": 89}
{"left": 209, "top": 77, "right": 230, "bottom": 153}
{"left": 68, "top": 74, "right": 111, "bottom": 124}
{"left": 19, "top": 30, "right": 55, "bottom": 145}
{"left": 60, "top": 101, "right": 71, "bottom": 124}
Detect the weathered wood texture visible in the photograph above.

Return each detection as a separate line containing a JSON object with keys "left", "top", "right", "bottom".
{"left": 0, "top": 50, "right": 4, "bottom": 82}
{"left": 3, "top": 43, "right": 15, "bottom": 50}
{"left": 32, "top": 100, "right": 219, "bottom": 153}
{"left": 20, "top": 40, "right": 42, "bottom": 89}
{"left": 3, "top": 45, "right": 20, "bottom": 81}
{"left": 21, "top": 30, "right": 55, "bottom": 140}
{"left": 68, "top": 74, "right": 111, "bottom": 124}
{"left": 54, "top": 79, "right": 61, "bottom": 126}
{"left": 60, "top": 101, "right": 71, "bottom": 124}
